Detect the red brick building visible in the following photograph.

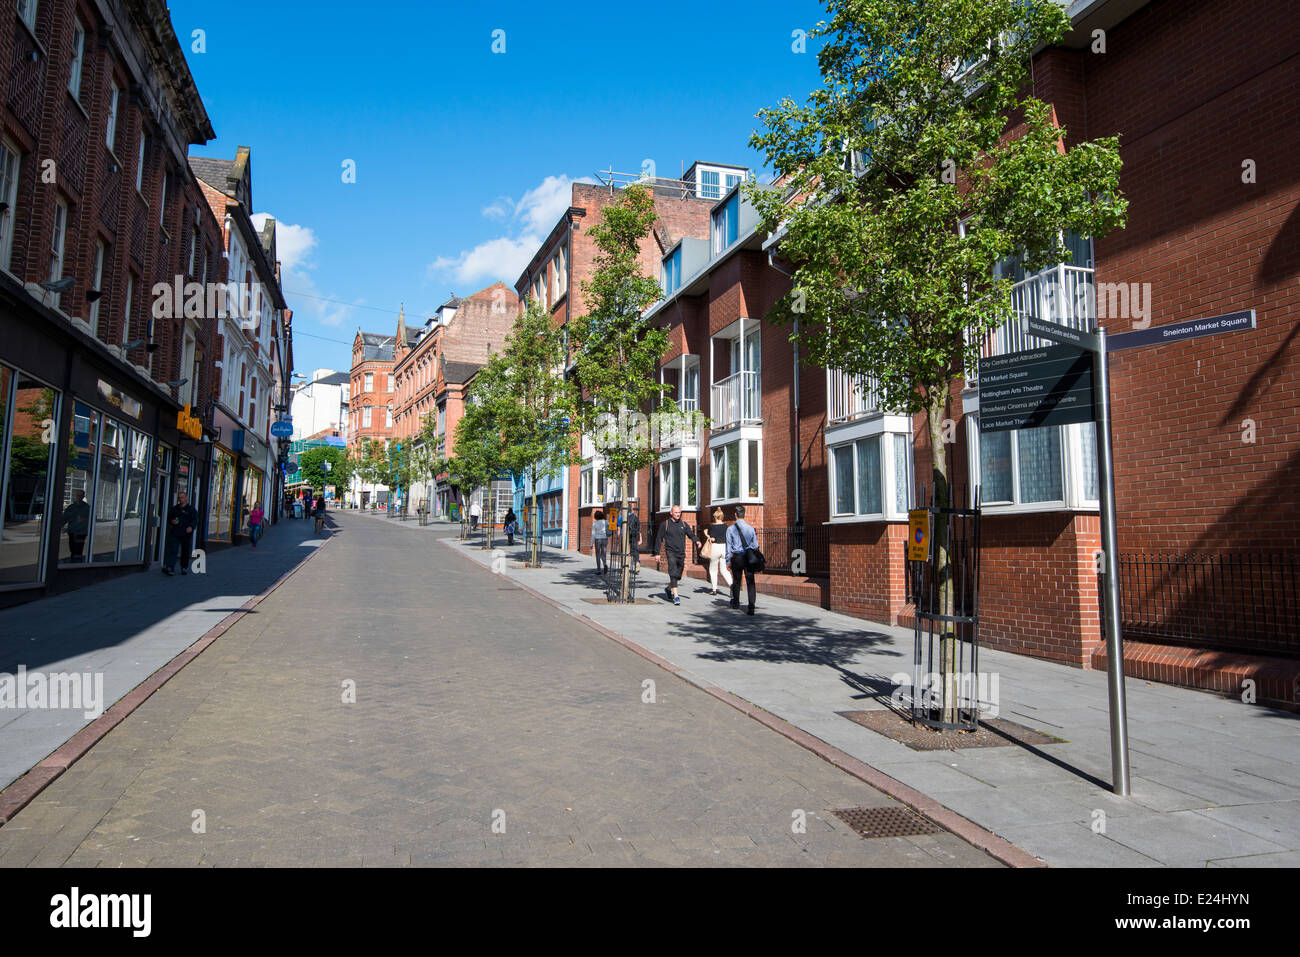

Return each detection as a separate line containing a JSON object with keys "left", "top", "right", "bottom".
{"left": 535, "top": 3, "right": 1300, "bottom": 703}
{"left": 0, "top": 0, "right": 236, "bottom": 605}
{"left": 347, "top": 329, "right": 397, "bottom": 506}
{"left": 391, "top": 283, "right": 519, "bottom": 516}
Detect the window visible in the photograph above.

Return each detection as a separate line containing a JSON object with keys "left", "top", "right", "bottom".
{"left": 68, "top": 20, "right": 85, "bottom": 99}
{"left": 579, "top": 463, "right": 606, "bottom": 507}
{"left": 50, "top": 197, "right": 67, "bottom": 283}
{"left": 106, "top": 83, "right": 120, "bottom": 152}
{"left": 238, "top": 362, "right": 246, "bottom": 419}
{"left": 725, "top": 173, "right": 742, "bottom": 193}
{"left": 700, "top": 169, "right": 720, "bottom": 200}
{"left": 181, "top": 331, "right": 195, "bottom": 401}
{"left": 387, "top": 374, "right": 393, "bottom": 392}
{"left": 662, "top": 247, "right": 682, "bottom": 295}
{"left": 978, "top": 425, "right": 1062, "bottom": 506}
{"left": 385, "top": 406, "right": 392, "bottom": 428}
{"left": 364, "top": 372, "right": 373, "bottom": 393}
{"left": 88, "top": 242, "right": 105, "bottom": 334}
{"left": 248, "top": 377, "right": 257, "bottom": 433}
{"left": 552, "top": 241, "right": 568, "bottom": 300}
{"left": 658, "top": 454, "right": 698, "bottom": 511}
{"left": 0, "top": 142, "right": 19, "bottom": 271}
{"left": 0, "top": 367, "right": 60, "bottom": 583}
{"left": 712, "top": 195, "right": 738, "bottom": 255}
{"left": 135, "top": 134, "right": 146, "bottom": 193}
{"left": 17, "top": 0, "right": 37, "bottom": 33}
{"left": 190, "top": 225, "right": 200, "bottom": 276}
{"left": 159, "top": 171, "right": 167, "bottom": 226}
{"left": 710, "top": 438, "right": 761, "bottom": 502}
{"left": 122, "top": 276, "right": 134, "bottom": 349}
{"left": 362, "top": 407, "right": 372, "bottom": 428}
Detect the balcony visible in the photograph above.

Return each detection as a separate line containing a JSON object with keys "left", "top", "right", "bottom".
{"left": 827, "top": 369, "right": 883, "bottom": 423}
{"left": 970, "top": 265, "right": 1095, "bottom": 382}
{"left": 710, "top": 370, "right": 761, "bottom": 430}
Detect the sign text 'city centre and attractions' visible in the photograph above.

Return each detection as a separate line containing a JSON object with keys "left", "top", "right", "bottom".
{"left": 978, "top": 342, "right": 1095, "bottom": 433}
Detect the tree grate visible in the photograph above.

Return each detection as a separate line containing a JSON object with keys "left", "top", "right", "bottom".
{"left": 830, "top": 805, "right": 944, "bottom": 840}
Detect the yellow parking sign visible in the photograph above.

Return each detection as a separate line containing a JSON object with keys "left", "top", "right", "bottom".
{"left": 907, "top": 509, "right": 931, "bottom": 562}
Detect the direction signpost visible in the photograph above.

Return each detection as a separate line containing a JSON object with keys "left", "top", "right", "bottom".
{"left": 978, "top": 308, "right": 1257, "bottom": 796}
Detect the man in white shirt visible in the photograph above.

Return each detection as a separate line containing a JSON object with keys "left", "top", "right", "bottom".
{"left": 469, "top": 499, "right": 482, "bottom": 532}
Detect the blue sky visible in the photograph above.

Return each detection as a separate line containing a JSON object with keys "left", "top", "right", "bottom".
{"left": 169, "top": 0, "right": 828, "bottom": 376}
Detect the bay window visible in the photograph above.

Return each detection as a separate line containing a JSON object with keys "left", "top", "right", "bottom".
{"left": 710, "top": 435, "right": 761, "bottom": 503}
{"left": 968, "top": 419, "right": 1098, "bottom": 510}
{"left": 658, "top": 452, "right": 698, "bottom": 511}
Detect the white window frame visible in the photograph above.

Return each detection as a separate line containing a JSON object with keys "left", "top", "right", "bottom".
{"left": 135, "top": 134, "right": 146, "bottom": 194}
{"left": 657, "top": 448, "right": 698, "bottom": 512}
{"left": 122, "top": 276, "right": 134, "bottom": 349}
{"left": 88, "top": 241, "right": 105, "bottom": 334}
{"left": 17, "top": 0, "right": 37, "bottom": 34}
{"left": 362, "top": 406, "right": 372, "bottom": 428}
{"left": 49, "top": 196, "right": 68, "bottom": 306}
{"left": 0, "top": 140, "right": 20, "bottom": 272}
{"left": 966, "top": 417, "right": 1098, "bottom": 514}
{"left": 68, "top": 19, "right": 85, "bottom": 100}
{"left": 364, "top": 372, "right": 373, "bottom": 392}
{"left": 385, "top": 406, "right": 392, "bottom": 428}
{"left": 159, "top": 170, "right": 167, "bottom": 226}
{"left": 708, "top": 428, "right": 762, "bottom": 505}
{"left": 711, "top": 195, "right": 738, "bottom": 255}
{"left": 106, "top": 83, "right": 120, "bottom": 153}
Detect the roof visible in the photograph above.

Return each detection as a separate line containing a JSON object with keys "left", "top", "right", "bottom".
{"left": 442, "top": 360, "right": 482, "bottom": 385}
{"left": 359, "top": 332, "right": 396, "bottom": 362}
{"left": 189, "top": 156, "right": 236, "bottom": 196}
{"left": 313, "top": 371, "right": 350, "bottom": 388}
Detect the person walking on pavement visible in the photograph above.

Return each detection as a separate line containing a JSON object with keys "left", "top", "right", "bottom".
{"left": 469, "top": 499, "right": 481, "bottom": 532}
{"left": 701, "top": 507, "right": 734, "bottom": 596}
{"left": 248, "top": 502, "right": 265, "bottom": 549}
{"left": 591, "top": 509, "right": 609, "bottom": 575}
{"left": 313, "top": 494, "right": 326, "bottom": 535}
{"left": 504, "top": 507, "right": 518, "bottom": 546}
{"left": 61, "top": 489, "right": 90, "bottom": 560}
{"left": 162, "top": 491, "right": 199, "bottom": 576}
{"left": 726, "top": 504, "right": 759, "bottom": 615}
{"left": 653, "top": 504, "right": 700, "bottom": 606}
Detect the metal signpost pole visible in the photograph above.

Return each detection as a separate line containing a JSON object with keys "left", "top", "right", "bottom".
{"left": 1094, "top": 326, "right": 1131, "bottom": 796}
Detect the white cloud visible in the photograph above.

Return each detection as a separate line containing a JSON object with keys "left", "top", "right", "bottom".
{"left": 428, "top": 234, "right": 542, "bottom": 289}
{"left": 253, "top": 213, "right": 352, "bottom": 328}
{"left": 432, "top": 173, "right": 595, "bottom": 289}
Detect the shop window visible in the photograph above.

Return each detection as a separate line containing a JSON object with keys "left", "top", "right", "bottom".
{"left": 0, "top": 368, "right": 60, "bottom": 584}
{"left": 91, "top": 417, "right": 126, "bottom": 562}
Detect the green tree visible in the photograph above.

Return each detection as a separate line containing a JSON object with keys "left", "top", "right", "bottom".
{"left": 748, "top": 0, "right": 1127, "bottom": 722}
{"left": 494, "top": 300, "right": 579, "bottom": 566}
{"left": 452, "top": 368, "right": 510, "bottom": 547}
{"left": 568, "top": 183, "right": 670, "bottom": 601}
{"left": 298, "top": 446, "right": 350, "bottom": 496}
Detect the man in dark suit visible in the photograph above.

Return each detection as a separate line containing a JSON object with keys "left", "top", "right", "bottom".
{"left": 162, "top": 492, "right": 199, "bottom": 575}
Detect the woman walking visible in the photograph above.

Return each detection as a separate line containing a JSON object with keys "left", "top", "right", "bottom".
{"left": 313, "top": 494, "right": 326, "bottom": 534}
{"left": 591, "top": 509, "right": 609, "bottom": 575}
{"left": 504, "top": 508, "right": 518, "bottom": 546}
{"left": 702, "top": 507, "right": 734, "bottom": 595}
{"left": 248, "top": 502, "right": 265, "bottom": 549}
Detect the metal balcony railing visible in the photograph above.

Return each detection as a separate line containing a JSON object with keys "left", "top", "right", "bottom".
{"left": 710, "top": 371, "right": 760, "bottom": 429}
{"left": 969, "top": 265, "right": 1095, "bottom": 384}
{"left": 827, "top": 369, "right": 883, "bottom": 423}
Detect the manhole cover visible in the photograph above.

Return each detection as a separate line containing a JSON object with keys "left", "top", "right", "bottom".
{"left": 831, "top": 805, "right": 943, "bottom": 839}
{"left": 581, "top": 597, "right": 657, "bottom": 605}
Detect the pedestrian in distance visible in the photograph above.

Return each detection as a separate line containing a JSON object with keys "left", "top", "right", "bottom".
{"left": 61, "top": 489, "right": 90, "bottom": 560}
{"left": 617, "top": 509, "right": 641, "bottom": 571}
{"left": 469, "top": 499, "right": 481, "bottom": 532}
{"left": 504, "top": 507, "right": 518, "bottom": 546}
{"left": 591, "top": 509, "right": 609, "bottom": 575}
{"left": 162, "top": 491, "right": 199, "bottom": 576}
{"left": 701, "top": 507, "right": 734, "bottom": 596}
{"left": 248, "top": 502, "right": 265, "bottom": 549}
{"left": 313, "top": 494, "right": 326, "bottom": 535}
{"left": 726, "top": 504, "right": 760, "bottom": 615}
{"left": 653, "top": 504, "right": 700, "bottom": 606}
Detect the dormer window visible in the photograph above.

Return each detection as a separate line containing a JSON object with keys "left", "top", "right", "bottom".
{"left": 662, "top": 247, "right": 682, "bottom": 295}
{"left": 712, "top": 195, "right": 739, "bottom": 255}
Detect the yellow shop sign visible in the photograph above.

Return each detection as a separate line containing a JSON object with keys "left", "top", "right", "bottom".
{"left": 177, "top": 404, "right": 203, "bottom": 440}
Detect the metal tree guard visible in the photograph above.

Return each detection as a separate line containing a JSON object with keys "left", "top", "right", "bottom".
{"left": 907, "top": 484, "right": 983, "bottom": 731}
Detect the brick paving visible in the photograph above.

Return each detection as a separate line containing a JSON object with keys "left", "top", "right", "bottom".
{"left": 0, "top": 512, "right": 998, "bottom": 867}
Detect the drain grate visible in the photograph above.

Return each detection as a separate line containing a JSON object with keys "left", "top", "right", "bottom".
{"left": 830, "top": 805, "right": 943, "bottom": 840}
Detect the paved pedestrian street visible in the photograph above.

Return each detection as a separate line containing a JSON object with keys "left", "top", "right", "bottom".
{"left": 0, "top": 513, "right": 998, "bottom": 867}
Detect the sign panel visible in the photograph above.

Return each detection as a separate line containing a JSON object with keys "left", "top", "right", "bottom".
{"left": 1106, "top": 310, "right": 1255, "bottom": 352}
{"left": 907, "top": 509, "right": 931, "bottom": 562}
{"left": 270, "top": 420, "right": 294, "bottom": 438}
{"left": 1027, "top": 317, "right": 1099, "bottom": 352}
{"left": 176, "top": 404, "right": 203, "bottom": 440}
{"left": 979, "top": 344, "right": 1095, "bottom": 433}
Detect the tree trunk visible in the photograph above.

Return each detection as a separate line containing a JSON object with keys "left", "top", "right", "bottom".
{"left": 529, "top": 467, "right": 540, "bottom": 568}
{"left": 928, "top": 389, "right": 956, "bottom": 725}
{"left": 619, "top": 473, "right": 632, "bottom": 603}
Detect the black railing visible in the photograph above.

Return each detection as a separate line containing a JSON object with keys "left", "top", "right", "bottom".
{"left": 748, "top": 525, "right": 829, "bottom": 577}
{"left": 1118, "top": 552, "right": 1300, "bottom": 658}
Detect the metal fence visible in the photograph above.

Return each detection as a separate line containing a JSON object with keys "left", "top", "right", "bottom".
{"left": 747, "top": 525, "right": 829, "bottom": 577}
{"left": 1118, "top": 552, "right": 1300, "bottom": 658}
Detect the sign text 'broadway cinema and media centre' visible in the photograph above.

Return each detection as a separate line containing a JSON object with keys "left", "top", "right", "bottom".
{"left": 978, "top": 344, "right": 1096, "bottom": 433}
